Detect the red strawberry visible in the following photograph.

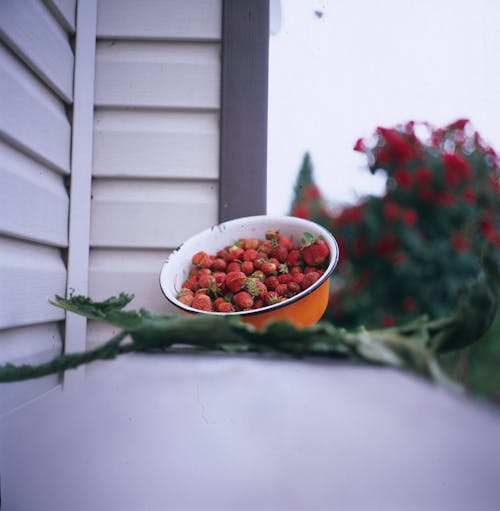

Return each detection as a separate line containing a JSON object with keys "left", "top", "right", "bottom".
{"left": 215, "top": 300, "right": 234, "bottom": 313}
{"left": 191, "top": 293, "right": 213, "bottom": 311}
{"left": 227, "top": 261, "right": 242, "bottom": 273}
{"left": 177, "top": 288, "right": 194, "bottom": 306}
{"left": 241, "top": 260, "right": 255, "bottom": 275}
{"left": 264, "top": 275, "right": 279, "bottom": 291}
{"left": 251, "top": 270, "right": 266, "bottom": 282}
{"left": 275, "top": 283, "right": 288, "bottom": 296}
{"left": 301, "top": 271, "right": 321, "bottom": 290}
{"left": 302, "top": 239, "right": 330, "bottom": 266}
{"left": 226, "top": 271, "right": 247, "bottom": 292}
{"left": 243, "top": 249, "right": 259, "bottom": 261}
{"left": 241, "top": 238, "right": 260, "bottom": 250}
{"left": 270, "top": 245, "right": 288, "bottom": 263}
{"left": 287, "top": 282, "right": 301, "bottom": 295}
{"left": 264, "top": 291, "right": 279, "bottom": 305}
{"left": 191, "top": 251, "right": 213, "bottom": 268}
{"left": 287, "top": 249, "right": 301, "bottom": 267}
{"left": 278, "top": 273, "right": 293, "bottom": 285}
{"left": 227, "top": 246, "right": 244, "bottom": 261}
{"left": 261, "top": 261, "right": 277, "bottom": 275}
{"left": 212, "top": 258, "right": 227, "bottom": 271}
{"left": 278, "top": 234, "right": 294, "bottom": 251}
{"left": 245, "top": 277, "right": 267, "bottom": 298}
{"left": 234, "top": 291, "right": 253, "bottom": 309}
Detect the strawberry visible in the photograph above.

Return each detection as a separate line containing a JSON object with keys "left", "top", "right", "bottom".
{"left": 241, "top": 260, "right": 255, "bottom": 275}
{"left": 301, "top": 271, "right": 321, "bottom": 290}
{"left": 261, "top": 261, "right": 277, "bottom": 275}
{"left": 227, "top": 246, "right": 244, "bottom": 261}
{"left": 242, "top": 238, "right": 259, "bottom": 250}
{"left": 226, "top": 271, "right": 247, "bottom": 292}
{"left": 275, "top": 283, "right": 288, "bottom": 296}
{"left": 263, "top": 291, "right": 279, "bottom": 305}
{"left": 212, "top": 258, "right": 227, "bottom": 271}
{"left": 264, "top": 275, "right": 279, "bottom": 291}
{"left": 287, "top": 282, "right": 301, "bottom": 295}
{"left": 198, "top": 273, "right": 217, "bottom": 291}
{"left": 278, "top": 273, "right": 293, "bottom": 285}
{"left": 270, "top": 245, "right": 288, "bottom": 263}
{"left": 287, "top": 249, "right": 301, "bottom": 267}
{"left": 227, "top": 261, "right": 242, "bottom": 273}
{"left": 302, "top": 238, "right": 330, "bottom": 266}
{"left": 215, "top": 300, "right": 234, "bottom": 313}
{"left": 278, "top": 234, "right": 294, "bottom": 251}
{"left": 191, "top": 251, "right": 213, "bottom": 268}
{"left": 245, "top": 277, "right": 267, "bottom": 298}
{"left": 191, "top": 293, "right": 213, "bottom": 311}
{"left": 251, "top": 270, "right": 266, "bottom": 282}
{"left": 234, "top": 291, "right": 253, "bottom": 309}
{"left": 243, "top": 249, "right": 259, "bottom": 261}
{"left": 177, "top": 288, "right": 194, "bottom": 306}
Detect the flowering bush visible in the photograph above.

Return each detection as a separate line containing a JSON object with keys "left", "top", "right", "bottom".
{"left": 291, "top": 120, "right": 500, "bottom": 328}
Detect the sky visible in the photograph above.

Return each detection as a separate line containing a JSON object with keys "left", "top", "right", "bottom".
{"left": 266, "top": 0, "right": 500, "bottom": 215}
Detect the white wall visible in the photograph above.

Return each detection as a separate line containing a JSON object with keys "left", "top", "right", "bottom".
{"left": 87, "top": 0, "right": 222, "bottom": 347}
{"left": 0, "top": 0, "right": 76, "bottom": 412}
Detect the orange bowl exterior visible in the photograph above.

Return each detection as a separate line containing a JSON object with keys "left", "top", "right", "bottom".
{"left": 239, "top": 278, "right": 331, "bottom": 329}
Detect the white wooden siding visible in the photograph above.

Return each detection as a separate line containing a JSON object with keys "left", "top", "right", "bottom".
{"left": 94, "top": 41, "right": 220, "bottom": 109}
{"left": 0, "top": 139, "right": 69, "bottom": 247}
{"left": 0, "top": 41, "right": 71, "bottom": 174}
{"left": 44, "top": 0, "right": 77, "bottom": 33}
{"left": 96, "top": 0, "right": 222, "bottom": 41}
{"left": 93, "top": 110, "right": 219, "bottom": 179}
{"left": 0, "top": 0, "right": 74, "bottom": 102}
{"left": 88, "top": 0, "right": 222, "bottom": 347}
{"left": 90, "top": 179, "right": 218, "bottom": 248}
{"left": 0, "top": 0, "right": 76, "bottom": 411}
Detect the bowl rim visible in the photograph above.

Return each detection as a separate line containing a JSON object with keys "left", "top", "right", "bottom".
{"left": 159, "top": 215, "right": 339, "bottom": 317}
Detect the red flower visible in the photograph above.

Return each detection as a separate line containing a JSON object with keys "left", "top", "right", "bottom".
{"left": 393, "top": 168, "right": 412, "bottom": 190}
{"left": 446, "top": 119, "right": 469, "bottom": 131}
{"left": 442, "top": 153, "right": 472, "bottom": 187}
{"left": 419, "top": 187, "right": 436, "bottom": 203}
{"left": 392, "top": 250, "right": 408, "bottom": 265}
{"left": 415, "top": 167, "right": 433, "bottom": 187}
{"left": 452, "top": 233, "right": 470, "bottom": 252}
{"left": 291, "top": 204, "right": 310, "bottom": 219}
{"left": 402, "top": 296, "right": 417, "bottom": 312}
{"left": 380, "top": 314, "right": 396, "bottom": 327}
{"left": 376, "top": 234, "right": 399, "bottom": 256}
{"left": 383, "top": 202, "right": 399, "bottom": 221}
{"left": 353, "top": 137, "right": 366, "bottom": 152}
{"left": 436, "top": 191, "right": 456, "bottom": 207}
{"left": 479, "top": 219, "right": 499, "bottom": 245}
{"left": 302, "top": 183, "right": 321, "bottom": 201}
{"left": 463, "top": 188, "right": 476, "bottom": 204}
{"left": 376, "top": 127, "right": 415, "bottom": 165}
{"left": 402, "top": 208, "right": 417, "bottom": 226}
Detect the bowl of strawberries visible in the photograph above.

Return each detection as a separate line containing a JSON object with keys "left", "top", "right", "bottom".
{"left": 159, "top": 215, "right": 339, "bottom": 329}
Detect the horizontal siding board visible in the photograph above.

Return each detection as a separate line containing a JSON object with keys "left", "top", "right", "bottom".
{"left": 96, "top": 0, "right": 221, "bottom": 41}
{"left": 90, "top": 179, "right": 218, "bottom": 248}
{"left": 0, "top": 0, "right": 74, "bottom": 102}
{"left": 0, "top": 322, "right": 61, "bottom": 413}
{"left": 94, "top": 41, "right": 221, "bottom": 109}
{"left": 0, "top": 322, "right": 63, "bottom": 365}
{"left": 88, "top": 248, "right": 177, "bottom": 312}
{"left": 0, "top": 140, "right": 69, "bottom": 247}
{"left": 0, "top": 237, "right": 66, "bottom": 329}
{"left": 0, "top": 42, "right": 71, "bottom": 174}
{"left": 43, "top": 0, "right": 77, "bottom": 33}
{"left": 93, "top": 110, "right": 219, "bottom": 179}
